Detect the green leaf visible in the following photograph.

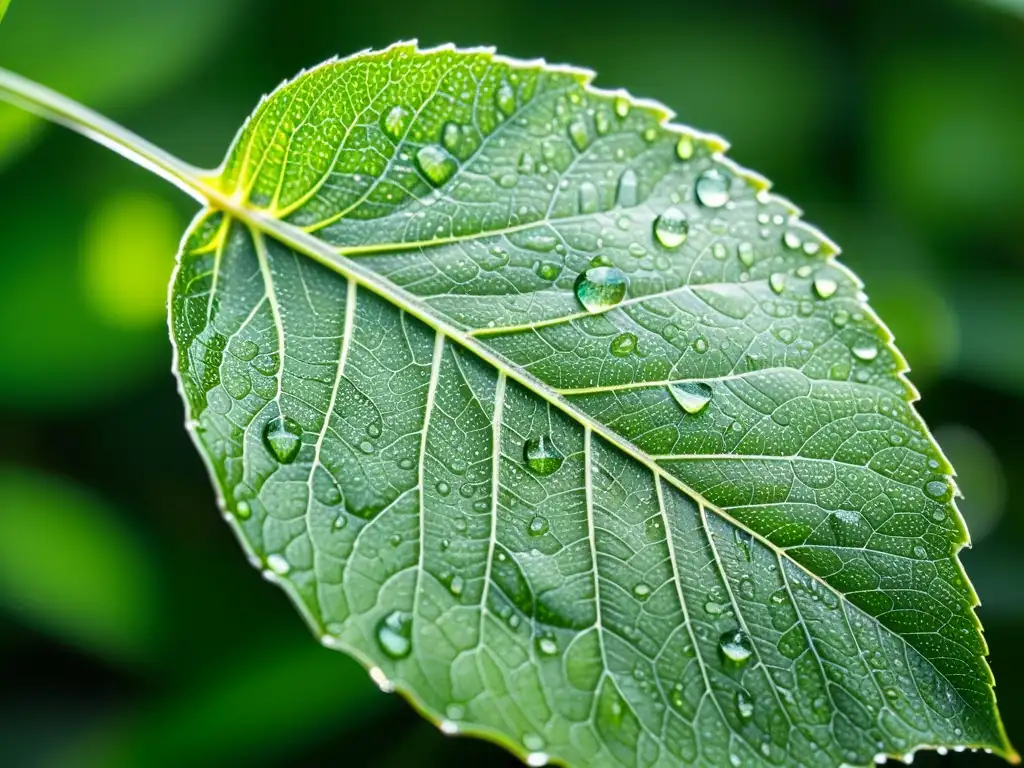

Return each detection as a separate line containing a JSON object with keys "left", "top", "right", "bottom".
{"left": 0, "top": 42, "right": 1015, "bottom": 767}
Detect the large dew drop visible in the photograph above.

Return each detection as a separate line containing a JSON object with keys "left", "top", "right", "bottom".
{"left": 654, "top": 207, "right": 690, "bottom": 248}
{"left": 376, "top": 610, "right": 413, "bottom": 659}
{"left": 415, "top": 145, "right": 457, "bottom": 186}
{"left": 670, "top": 382, "right": 713, "bottom": 414}
{"left": 719, "top": 629, "right": 753, "bottom": 666}
{"left": 813, "top": 276, "right": 838, "bottom": 299}
{"left": 263, "top": 416, "right": 303, "bottom": 463}
{"left": 695, "top": 169, "right": 731, "bottom": 208}
{"left": 575, "top": 266, "right": 627, "bottom": 312}
{"left": 523, "top": 435, "right": 563, "bottom": 476}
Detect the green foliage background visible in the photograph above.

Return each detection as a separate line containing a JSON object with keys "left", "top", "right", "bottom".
{"left": 0, "top": 0, "right": 1020, "bottom": 764}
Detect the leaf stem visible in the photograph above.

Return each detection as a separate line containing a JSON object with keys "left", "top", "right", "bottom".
{"left": 0, "top": 66, "right": 211, "bottom": 202}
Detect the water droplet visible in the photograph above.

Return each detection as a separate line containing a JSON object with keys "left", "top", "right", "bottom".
{"left": 234, "top": 501, "right": 251, "bottom": 520}
{"left": 536, "top": 262, "right": 562, "bottom": 281}
{"left": 524, "top": 733, "right": 545, "bottom": 751}
{"left": 676, "top": 134, "right": 695, "bottom": 160}
{"left": 359, "top": 440, "right": 375, "bottom": 454}
{"left": 853, "top": 343, "right": 878, "bottom": 361}
{"left": 737, "top": 242, "right": 755, "bottom": 267}
{"left": 263, "top": 416, "right": 303, "bottom": 463}
{"left": 595, "top": 108, "right": 612, "bottom": 135}
{"left": 924, "top": 479, "right": 950, "bottom": 500}
{"left": 736, "top": 690, "right": 755, "bottom": 721}
{"left": 381, "top": 106, "right": 409, "bottom": 139}
{"left": 568, "top": 117, "right": 590, "bottom": 150}
{"left": 616, "top": 169, "right": 639, "bottom": 207}
{"left": 693, "top": 338, "right": 708, "bottom": 354}
{"left": 813, "top": 277, "right": 838, "bottom": 299}
{"left": 528, "top": 515, "right": 549, "bottom": 536}
{"left": 769, "top": 273, "right": 786, "bottom": 295}
{"left": 913, "top": 545, "right": 927, "bottom": 559}
{"left": 537, "top": 637, "right": 558, "bottom": 655}
{"left": 518, "top": 152, "right": 535, "bottom": 174}
{"left": 783, "top": 230, "right": 802, "bottom": 250}
{"left": 266, "top": 554, "right": 290, "bottom": 575}
{"left": 442, "top": 122, "right": 462, "bottom": 152}
{"left": 575, "top": 266, "right": 627, "bottom": 312}
{"left": 670, "top": 382, "right": 713, "bottom": 414}
{"left": 609, "top": 332, "right": 638, "bottom": 357}
{"left": 415, "top": 145, "right": 457, "bottom": 186}
{"left": 449, "top": 574, "right": 465, "bottom": 597}
{"left": 436, "top": 481, "right": 451, "bottom": 497}
{"left": 614, "top": 96, "right": 630, "bottom": 118}
{"left": 398, "top": 457, "right": 414, "bottom": 471}
{"left": 496, "top": 82, "right": 516, "bottom": 115}
{"left": 523, "top": 435, "right": 563, "bottom": 476}
{"left": 695, "top": 169, "right": 731, "bottom": 208}
{"left": 526, "top": 752, "right": 549, "bottom": 767}
{"left": 654, "top": 207, "right": 689, "bottom": 248}
{"left": 634, "top": 583, "right": 651, "bottom": 600}
{"left": 388, "top": 533, "right": 402, "bottom": 548}
{"left": 705, "top": 600, "right": 726, "bottom": 616}
{"left": 719, "top": 629, "right": 753, "bottom": 666}
{"left": 366, "top": 422, "right": 382, "bottom": 438}
{"left": 376, "top": 610, "right": 413, "bottom": 659}
{"left": 578, "top": 181, "right": 600, "bottom": 214}
{"left": 831, "top": 309, "right": 850, "bottom": 327}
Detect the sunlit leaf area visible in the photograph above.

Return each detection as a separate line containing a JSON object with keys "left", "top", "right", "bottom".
{"left": 1, "top": 1, "right": 1021, "bottom": 766}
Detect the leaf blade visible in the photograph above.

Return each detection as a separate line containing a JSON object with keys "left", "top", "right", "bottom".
{"left": 168, "top": 43, "right": 1016, "bottom": 767}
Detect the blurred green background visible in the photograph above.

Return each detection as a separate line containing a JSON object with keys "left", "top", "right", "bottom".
{"left": 0, "top": 0, "right": 1021, "bottom": 765}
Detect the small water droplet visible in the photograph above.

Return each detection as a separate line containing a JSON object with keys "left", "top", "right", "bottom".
{"left": 536, "top": 262, "right": 562, "bottom": 281}
{"left": 609, "top": 332, "right": 638, "bottom": 357}
{"left": 737, "top": 242, "right": 755, "bottom": 267}
{"left": 693, "top": 338, "right": 708, "bottom": 354}
{"left": 769, "top": 273, "right": 786, "bottom": 295}
{"left": 388, "top": 533, "right": 402, "bottom": 548}
{"left": 832, "top": 309, "right": 850, "bottom": 327}
{"left": 695, "top": 169, "right": 731, "bottom": 208}
{"left": 234, "top": 501, "right": 251, "bottom": 520}
{"left": 676, "top": 134, "right": 695, "bottom": 160}
{"left": 670, "top": 382, "right": 713, "bottom": 414}
{"left": 526, "top": 752, "right": 549, "bottom": 767}
{"left": 813, "top": 276, "right": 838, "bottom": 299}
{"left": 578, "top": 181, "right": 600, "bottom": 214}
{"left": 496, "top": 82, "right": 516, "bottom": 115}
{"left": 376, "top": 610, "right": 413, "bottom": 659}
{"left": 924, "top": 479, "right": 950, "bottom": 500}
{"left": 853, "top": 343, "right": 878, "bottom": 361}
{"left": 616, "top": 169, "right": 639, "bottom": 207}
{"left": 783, "top": 230, "right": 802, "bottom": 250}
{"left": 537, "top": 637, "right": 558, "bottom": 655}
{"left": 518, "top": 152, "right": 535, "bottom": 174}
{"left": 654, "top": 207, "right": 689, "bottom": 248}
{"left": 528, "top": 515, "right": 550, "bottom": 536}
{"left": 436, "top": 481, "right": 451, "bottom": 497}
{"left": 234, "top": 339, "right": 259, "bottom": 361}
{"left": 568, "top": 116, "right": 590, "bottom": 150}
{"left": 524, "top": 733, "right": 545, "bottom": 751}
{"left": 614, "top": 96, "right": 630, "bottom": 118}
{"left": 634, "top": 583, "right": 651, "bottom": 600}
{"left": 595, "top": 108, "right": 612, "bottom": 135}
{"left": 523, "top": 435, "right": 564, "bottom": 476}
{"left": 359, "top": 440, "right": 375, "bottom": 454}
{"left": 705, "top": 600, "right": 726, "bottom": 616}
{"left": 415, "top": 145, "right": 457, "bottom": 186}
{"left": 575, "top": 266, "right": 627, "bottom": 312}
{"left": 381, "top": 106, "right": 409, "bottom": 139}
{"left": 266, "top": 554, "right": 290, "bottom": 575}
{"left": 263, "top": 416, "right": 303, "bottom": 463}
{"left": 736, "top": 690, "right": 755, "bottom": 721}
{"left": 449, "top": 574, "right": 465, "bottom": 596}
{"left": 719, "top": 629, "right": 753, "bottom": 666}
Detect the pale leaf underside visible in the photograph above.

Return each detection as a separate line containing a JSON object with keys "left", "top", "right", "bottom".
{"left": 166, "top": 43, "right": 1015, "bottom": 767}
